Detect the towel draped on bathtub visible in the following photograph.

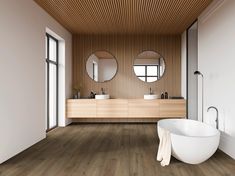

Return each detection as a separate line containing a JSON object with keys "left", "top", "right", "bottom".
{"left": 157, "top": 126, "right": 171, "bottom": 166}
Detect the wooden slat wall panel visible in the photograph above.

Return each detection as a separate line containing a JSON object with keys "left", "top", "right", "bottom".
{"left": 34, "top": 0, "right": 212, "bottom": 34}
{"left": 73, "top": 34, "right": 181, "bottom": 99}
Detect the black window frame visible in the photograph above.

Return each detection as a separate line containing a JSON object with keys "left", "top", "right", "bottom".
{"left": 92, "top": 62, "right": 95, "bottom": 80}
{"left": 46, "top": 33, "right": 59, "bottom": 132}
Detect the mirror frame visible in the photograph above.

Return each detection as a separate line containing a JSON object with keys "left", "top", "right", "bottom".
{"left": 85, "top": 50, "right": 118, "bottom": 83}
{"left": 132, "top": 50, "right": 166, "bottom": 83}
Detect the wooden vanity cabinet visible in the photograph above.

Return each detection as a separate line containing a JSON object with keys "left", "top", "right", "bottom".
{"left": 66, "top": 99, "right": 186, "bottom": 118}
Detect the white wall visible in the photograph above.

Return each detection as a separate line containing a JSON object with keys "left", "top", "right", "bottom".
{"left": 0, "top": 0, "right": 72, "bottom": 163}
{"left": 98, "top": 59, "right": 117, "bottom": 82}
{"left": 198, "top": 0, "right": 235, "bottom": 158}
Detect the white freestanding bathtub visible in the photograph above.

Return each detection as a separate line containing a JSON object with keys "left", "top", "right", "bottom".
{"left": 158, "top": 119, "right": 220, "bottom": 164}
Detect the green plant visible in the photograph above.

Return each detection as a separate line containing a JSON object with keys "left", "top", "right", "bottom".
{"left": 73, "top": 83, "right": 82, "bottom": 94}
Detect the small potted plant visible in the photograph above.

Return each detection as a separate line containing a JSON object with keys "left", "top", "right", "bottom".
{"left": 73, "top": 83, "right": 82, "bottom": 99}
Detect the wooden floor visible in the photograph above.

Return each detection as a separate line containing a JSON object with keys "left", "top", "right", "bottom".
{"left": 1, "top": 124, "right": 235, "bottom": 176}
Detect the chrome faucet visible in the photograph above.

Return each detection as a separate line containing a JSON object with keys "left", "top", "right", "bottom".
{"left": 149, "top": 87, "right": 153, "bottom": 95}
{"left": 207, "top": 106, "right": 219, "bottom": 129}
{"left": 101, "top": 87, "right": 105, "bottom": 95}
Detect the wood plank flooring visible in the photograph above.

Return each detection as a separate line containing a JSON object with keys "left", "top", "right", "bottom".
{"left": 0, "top": 124, "right": 235, "bottom": 176}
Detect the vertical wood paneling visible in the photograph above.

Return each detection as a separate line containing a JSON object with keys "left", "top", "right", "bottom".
{"left": 73, "top": 34, "right": 181, "bottom": 99}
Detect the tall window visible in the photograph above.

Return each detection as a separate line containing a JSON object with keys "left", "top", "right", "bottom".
{"left": 134, "top": 65, "right": 159, "bottom": 82}
{"left": 46, "top": 33, "right": 58, "bottom": 131}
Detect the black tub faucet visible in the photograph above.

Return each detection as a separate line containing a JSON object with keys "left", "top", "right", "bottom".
{"left": 207, "top": 106, "right": 219, "bottom": 129}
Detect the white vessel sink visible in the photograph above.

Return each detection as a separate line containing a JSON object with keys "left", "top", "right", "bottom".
{"left": 144, "top": 94, "right": 158, "bottom": 100}
{"left": 95, "top": 94, "right": 110, "bottom": 99}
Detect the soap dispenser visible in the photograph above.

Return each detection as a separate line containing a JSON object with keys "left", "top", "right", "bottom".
{"left": 164, "top": 92, "right": 168, "bottom": 99}
{"left": 161, "top": 92, "right": 164, "bottom": 99}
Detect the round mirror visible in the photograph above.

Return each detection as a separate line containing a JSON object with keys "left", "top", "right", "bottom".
{"left": 133, "top": 51, "right": 165, "bottom": 82}
{"left": 86, "top": 51, "right": 118, "bottom": 82}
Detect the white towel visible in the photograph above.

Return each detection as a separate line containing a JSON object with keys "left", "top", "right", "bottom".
{"left": 156, "top": 126, "right": 171, "bottom": 166}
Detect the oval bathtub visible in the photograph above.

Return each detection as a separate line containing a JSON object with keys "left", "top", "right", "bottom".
{"left": 158, "top": 119, "right": 220, "bottom": 164}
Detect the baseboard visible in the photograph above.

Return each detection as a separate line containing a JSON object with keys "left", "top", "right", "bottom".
{"left": 219, "top": 132, "right": 235, "bottom": 159}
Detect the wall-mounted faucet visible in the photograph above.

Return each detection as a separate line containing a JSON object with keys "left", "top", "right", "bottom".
{"left": 149, "top": 87, "right": 153, "bottom": 95}
{"left": 207, "top": 106, "right": 219, "bottom": 129}
{"left": 101, "top": 87, "right": 105, "bottom": 95}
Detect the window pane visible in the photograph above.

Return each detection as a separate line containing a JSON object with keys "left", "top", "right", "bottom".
{"left": 49, "top": 38, "right": 57, "bottom": 62}
{"left": 138, "top": 77, "right": 146, "bottom": 82}
{"left": 45, "top": 36, "right": 47, "bottom": 59}
{"left": 134, "top": 66, "right": 145, "bottom": 76}
{"left": 147, "top": 77, "right": 158, "bottom": 82}
{"left": 49, "top": 64, "right": 57, "bottom": 129}
{"left": 147, "top": 66, "right": 157, "bottom": 76}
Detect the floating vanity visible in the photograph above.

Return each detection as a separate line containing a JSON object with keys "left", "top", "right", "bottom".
{"left": 66, "top": 99, "right": 186, "bottom": 119}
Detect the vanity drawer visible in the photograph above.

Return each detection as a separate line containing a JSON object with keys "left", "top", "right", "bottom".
{"left": 96, "top": 99, "right": 128, "bottom": 118}
{"left": 128, "top": 100, "right": 160, "bottom": 118}
{"left": 159, "top": 100, "right": 186, "bottom": 117}
{"left": 67, "top": 99, "right": 96, "bottom": 118}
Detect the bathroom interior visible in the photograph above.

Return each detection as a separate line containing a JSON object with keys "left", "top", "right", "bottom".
{"left": 1, "top": 0, "right": 235, "bottom": 175}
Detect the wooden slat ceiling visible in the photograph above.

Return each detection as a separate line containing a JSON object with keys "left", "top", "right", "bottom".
{"left": 34, "top": 0, "right": 212, "bottom": 34}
